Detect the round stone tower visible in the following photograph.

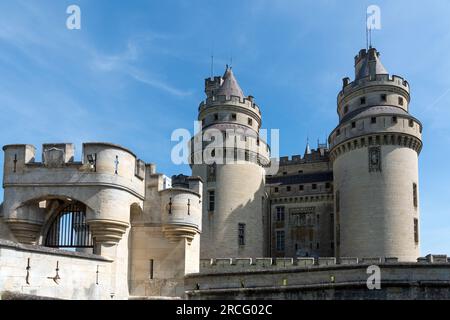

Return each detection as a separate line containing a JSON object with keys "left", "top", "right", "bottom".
{"left": 191, "top": 66, "right": 270, "bottom": 258}
{"left": 329, "top": 48, "right": 423, "bottom": 262}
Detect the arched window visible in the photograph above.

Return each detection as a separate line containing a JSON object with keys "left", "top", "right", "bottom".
{"left": 45, "top": 202, "right": 93, "bottom": 249}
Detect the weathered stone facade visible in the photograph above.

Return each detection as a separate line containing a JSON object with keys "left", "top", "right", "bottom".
{"left": 0, "top": 47, "right": 448, "bottom": 300}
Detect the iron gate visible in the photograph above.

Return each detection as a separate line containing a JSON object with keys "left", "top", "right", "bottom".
{"left": 45, "top": 202, "right": 93, "bottom": 248}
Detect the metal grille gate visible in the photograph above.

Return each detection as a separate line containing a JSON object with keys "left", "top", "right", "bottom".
{"left": 45, "top": 202, "right": 93, "bottom": 248}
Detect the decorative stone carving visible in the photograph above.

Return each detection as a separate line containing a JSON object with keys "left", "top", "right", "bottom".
{"left": 368, "top": 146, "right": 381, "bottom": 172}
{"left": 43, "top": 147, "right": 65, "bottom": 168}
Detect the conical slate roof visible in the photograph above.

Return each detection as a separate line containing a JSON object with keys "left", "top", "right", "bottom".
{"left": 216, "top": 66, "right": 245, "bottom": 98}
{"left": 304, "top": 141, "right": 311, "bottom": 156}
{"left": 355, "top": 47, "right": 388, "bottom": 80}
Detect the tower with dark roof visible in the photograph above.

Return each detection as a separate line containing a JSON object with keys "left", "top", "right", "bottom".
{"left": 191, "top": 66, "right": 270, "bottom": 258}
{"left": 328, "top": 48, "right": 423, "bottom": 261}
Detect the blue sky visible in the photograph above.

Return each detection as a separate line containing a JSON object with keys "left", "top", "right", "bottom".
{"left": 0, "top": 0, "right": 449, "bottom": 255}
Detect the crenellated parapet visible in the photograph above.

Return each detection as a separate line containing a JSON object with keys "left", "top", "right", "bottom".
{"left": 198, "top": 254, "right": 449, "bottom": 274}
{"left": 2, "top": 142, "right": 146, "bottom": 247}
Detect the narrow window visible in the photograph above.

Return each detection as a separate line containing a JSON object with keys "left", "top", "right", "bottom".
{"left": 245, "top": 151, "right": 249, "bottom": 161}
{"left": 399, "top": 97, "right": 404, "bottom": 106}
{"left": 409, "top": 119, "right": 414, "bottom": 127}
{"left": 238, "top": 223, "right": 246, "bottom": 246}
{"left": 336, "top": 129, "right": 341, "bottom": 136}
{"left": 352, "top": 122, "right": 356, "bottom": 129}
{"left": 381, "top": 94, "right": 387, "bottom": 102}
{"left": 414, "top": 219, "right": 419, "bottom": 243}
{"left": 274, "top": 187, "right": 279, "bottom": 193}
{"left": 214, "top": 113, "right": 219, "bottom": 121}
{"left": 276, "top": 231, "right": 285, "bottom": 251}
{"left": 371, "top": 117, "right": 377, "bottom": 124}
{"left": 325, "top": 182, "right": 331, "bottom": 189}
{"left": 149, "top": 259, "right": 154, "bottom": 280}
{"left": 208, "top": 190, "right": 215, "bottom": 212}
{"left": 299, "top": 185, "right": 304, "bottom": 191}
{"left": 312, "top": 184, "right": 317, "bottom": 190}
{"left": 392, "top": 116, "right": 398, "bottom": 124}
{"left": 276, "top": 207, "right": 285, "bottom": 222}
{"left": 360, "top": 97, "right": 366, "bottom": 105}
{"left": 231, "top": 113, "right": 237, "bottom": 121}
{"left": 344, "top": 105, "right": 349, "bottom": 114}
{"left": 287, "top": 186, "right": 291, "bottom": 192}
{"left": 413, "top": 183, "right": 418, "bottom": 208}
{"left": 248, "top": 118, "right": 253, "bottom": 126}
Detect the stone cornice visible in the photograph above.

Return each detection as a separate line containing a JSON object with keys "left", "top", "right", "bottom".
{"left": 330, "top": 132, "right": 423, "bottom": 162}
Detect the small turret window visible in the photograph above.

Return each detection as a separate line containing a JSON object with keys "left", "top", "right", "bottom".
{"left": 360, "top": 97, "right": 366, "bottom": 105}
{"left": 214, "top": 114, "right": 219, "bottom": 121}
{"left": 414, "top": 219, "right": 419, "bottom": 243}
{"left": 399, "top": 97, "right": 404, "bottom": 106}
{"left": 371, "top": 117, "right": 377, "bottom": 124}
{"left": 344, "top": 105, "right": 349, "bottom": 114}
{"left": 248, "top": 118, "right": 253, "bottom": 126}
{"left": 238, "top": 223, "right": 246, "bottom": 246}
{"left": 413, "top": 183, "right": 418, "bottom": 208}
{"left": 231, "top": 113, "right": 237, "bottom": 121}
{"left": 208, "top": 190, "right": 215, "bottom": 212}
{"left": 392, "top": 116, "right": 398, "bottom": 124}
{"left": 409, "top": 119, "right": 414, "bottom": 127}
{"left": 381, "top": 94, "right": 387, "bottom": 102}
{"left": 352, "top": 122, "right": 356, "bottom": 129}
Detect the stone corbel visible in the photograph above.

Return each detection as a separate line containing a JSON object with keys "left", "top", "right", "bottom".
{"left": 4, "top": 219, "right": 43, "bottom": 245}
{"left": 87, "top": 219, "right": 129, "bottom": 245}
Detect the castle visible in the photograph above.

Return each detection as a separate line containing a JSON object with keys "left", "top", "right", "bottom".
{"left": 0, "top": 47, "right": 449, "bottom": 300}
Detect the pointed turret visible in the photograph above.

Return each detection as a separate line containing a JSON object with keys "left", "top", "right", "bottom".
{"left": 215, "top": 66, "right": 245, "bottom": 99}
{"left": 304, "top": 140, "right": 311, "bottom": 156}
{"left": 354, "top": 47, "right": 388, "bottom": 80}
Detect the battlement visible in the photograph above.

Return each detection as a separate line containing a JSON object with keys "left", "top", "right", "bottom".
{"left": 199, "top": 255, "right": 449, "bottom": 273}
{"left": 198, "top": 95, "right": 261, "bottom": 115}
{"left": 3, "top": 142, "right": 146, "bottom": 193}
{"left": 278, "top": 149, "right": 329, "bottom": 165}
{"left": 339, "top": 74, "right": 409, "bottom": 98}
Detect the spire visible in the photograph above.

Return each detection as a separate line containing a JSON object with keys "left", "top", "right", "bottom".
{"left": 215, "top": 65, "right": 245, "bottom": 99}
{"left": 354, "top": 47, "right": 388, "bottom": 80}
{"left": 304, "top": 138, "right": 311, "bottom": 156}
